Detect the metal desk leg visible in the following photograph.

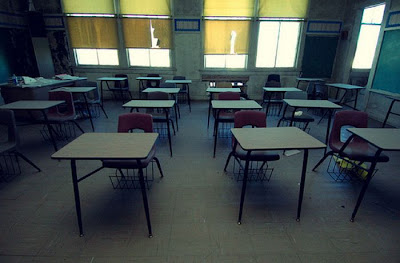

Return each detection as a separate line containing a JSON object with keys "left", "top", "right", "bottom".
{"left": 213, "top": 110, "right": 219, "bottom": 158}
{"left": 187, "top": 84, "right": 191, "bottom": 112}
{"left": 207, "top": 95, "right": 212, "bottom": 128}
{"left": 137, "top": 161, "right": 153, "bottom": 238}
{"left": 353, "top": 89, "right": 359, "bottom": 110}
{"left": 296, "top": 149, "right": 309, "bottom": 221}
{"left": 238, "top": 151, "right": 251, "bottom": 224}
{"left": 350, "top": 149, "right": 382, "bottom": 222}
{"left": 71, "top": 160, "right": 84, "bottom": 236}
{"left": 165, "top": 110, "right": 173, "bottom": 157}
{"left": 41, "top": 110, "right": 58, "bottom": 151}
{"left": 382, "top": 99, "right": 396, "bottom": 128}
{"left": 100, "top": 81, "right": 104, "bottom": 106}
{"left": 82, "top": 93, "right": 94, "bottom": 131}
{"left": 325, "top": 109, "right": 333, "bottom": 154}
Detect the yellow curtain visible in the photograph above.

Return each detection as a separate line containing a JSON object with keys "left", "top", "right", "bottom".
{"left": 204, "top": 0, "right": 254, "bottom": 17}
{"left": 123, "top": 18, "right": 172, "bottom": 48}
{"left": 62, "top": 0, "right": 114, "bottom": 14}
{"left": 258, "top": 0, "right": 309, "bottom": 18}
{"left": 120, "top": 0, "right": 171, "bottom": 15}
{"left": 67, "top": 17, "right": 118, "bottom": 48}
{"left": 204, "top": 20, "right": 251, "bottom": 54}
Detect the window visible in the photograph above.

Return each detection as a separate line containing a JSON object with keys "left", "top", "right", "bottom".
{"left": 256, "top": 20, "right": 300, "bottom": 68}
{"left": 121, "top": 0, "right": 172, "bottom": 67}
{"left": 203, "top": 0, "right": 253, "bottom": 69}
{"left": 255, "top": 0, "right": 308, "bottom": 68}
{"left": 352, "top": 3, "right": 385, "bottom": 69}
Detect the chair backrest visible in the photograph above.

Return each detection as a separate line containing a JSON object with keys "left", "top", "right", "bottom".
{"left": 159, "top": 82, "right": 176, "bottom": 89}
{"left": 267, "top": 74, "right": 280, "bottom": 83}
{"left": 146, "top": 74, "right": 160, "bottom": 88}
{"left": 234, "top": 110, "right": 266, "bottom": 128}
{"left": 147, "top": 91, "right": 169, "bottom": 100}
{"left": 218, "top": 92, "right": 241, "bottom": 100}
{"left": 115, "top": 74, "right": 129, "bottom": 89}
{"left": 0, "top": 109, "right": 18, "bottom": 147}
{"left": 330, "top": 110, "right": 368, "bottom": 148}
{"left": 173, "top": 76, "right": 186, "bottom": 80}
{"left": 314, "top": 83, "right": 328, "bottom": 100}
{"left": 48, "top": 91, "right": 76, "bottom": 116}
{"left": 284, "top": 91, "right": 308, "bottom": 100}
{"left": 118, "top": 113, "right": 153, "bottom": 133}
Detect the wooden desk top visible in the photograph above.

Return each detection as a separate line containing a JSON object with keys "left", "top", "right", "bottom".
{"left": 97, "top": 77, "right": 127, "bottom": 81}
{"left": 206, "top": 88, "right": 241, "bottom": 93}
{"left": 283, "top": 99, "right": 342, "bottom": 109}
{"left": 296, "top": 77, "right": 325, "bottom": 82}
{"left": 136, "top": 77, "right": 162, "bottom": 80}
{"left": 142, "top": 88, "right": 180, "bottom": 94}
{"left": 327, "top": 83, "right": 365, "bottom": 90}
{"left": 263, "top": 87, "right": 301, "bottom": 92}
{"left": 165, "top": 80, "right": 192, "bottom": 84}
{"left": 348, "top": 128, "right": 400, "bottom": 151}
{"left": 51, "top": 87, "right": 96, "bottom": 93}
{"left": 123, "top": 100, "right": 175, "bottom": 108}
{"left": 51, "top": 133, "right": 159, "bottom": 160}
{"left": 0, "top": 100, "right": 64, "bottom": 110}
{"left": 232, "top": 127, "right": 326, "bottom": 151}
{"left": 212, "top": 100, "right": 262, "bottom": 109}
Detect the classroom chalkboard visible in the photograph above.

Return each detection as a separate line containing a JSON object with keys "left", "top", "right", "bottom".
{"left": 371, "top": 29, "right": 400, "bottom": 94}
{"left": 301, "top": 35, "right": 339, "bottom": 78}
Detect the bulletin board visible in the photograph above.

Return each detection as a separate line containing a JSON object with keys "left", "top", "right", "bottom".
{"left": 301, "top": 35, "right": 339, "bottom": 78}
{"left": 371, "top": 29, "right": 400, "bottom": 94}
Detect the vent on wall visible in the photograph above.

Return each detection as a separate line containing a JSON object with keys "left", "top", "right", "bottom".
{"left": 174, "top": 19, "right": 200, "bottom": 32}
{"left": 307, "top": 21, "right": 342, "bottom": 34}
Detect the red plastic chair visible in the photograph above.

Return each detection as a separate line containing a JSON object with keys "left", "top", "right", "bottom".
{"left": 224, "top": 110, "right": 280, "bottom": 171}
{"left": 313, "top": 110, "right": 389, "bottom": 171}
{"left": 102, "top": 113, "right": 163, "bottom": 175}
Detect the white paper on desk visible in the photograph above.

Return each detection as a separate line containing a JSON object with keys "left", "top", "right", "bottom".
{"left": 55, "top": 74, "right": 79, "bottom": 80}
{"left": 22, "top": 76, "right": 37, "bottom": 84}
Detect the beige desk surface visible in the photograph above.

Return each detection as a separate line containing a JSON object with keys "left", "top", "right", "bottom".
{"left": 0, "top": 100, "right": 65, "bottom": 110}
{"left": 348, "top": 128, "right": 400, "bottom": 151}
{"left": 136, "top": 77, "right": 162, "bottom": 80}
{"left": 296, "top": 78, "right": 325, "bottom": 82}
{"left": 123, "top": 100, "right": 175, "bottom": 108}
{"left": 263, "top": 87, "right": 301, "bottom": 92}
{"left": 212, "top": 100, "right": 262, "bottom": 110}
{"left": 284, "top": 99, "right": 342, "bottom": 109}
{"left": 51, "top": 87, "right": 96, "bottom": 93}
{"left": 232, "top": 127, "right": 326, "bottom": 151}
{"left": 97, "top": 77, "right": 127, "bottom": 81}
{"left": 165, "top": 80, "right": 192, "bottom": 84}
{"left": 327, "top": 83, "right": 365, "bottom": 90}
{"left": 142, "top": 88, "right": 180, "bottom": 94}
{"left": 206, "top": 88, "right": 241, "bottom": 93}
{"left": 52, "top": 133, "right": 158, "bottom": 160}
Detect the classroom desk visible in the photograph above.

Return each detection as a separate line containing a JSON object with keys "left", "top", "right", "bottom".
{"left": 382, "top": 96, "right": 400, "bottom": 127}
{"left": 97, "top": 77, "right": 127, "bottom": 105}
{"left": 51, "top": 87, "right": 98, "bottom": 132}
{"left": 211, "top": 100, "right": 262, "bottom": 157}
{"left": 296, "top": 77, "right": 325, "bottom": 88}
{"left": 326, "top": 83, "right": 365, "bottom": 110}
{"left": 281, "top": 99, "right": 342, "bottom": 152}
{"left": 206, "top": 88, "right": 242, "bottom": 128}
{"left": 231, "top": 127, "right": 326, "bottom": 223}
{"left": 165, "top": 79, "right": 192, "bottom": 112}
{"left": 136, "top": 77, "right": 163, "bottom": 98}
{"left": 122, "top": 100, "right": 175, "bottom": 157}
{"left": 142, "top": 88, "right": 181, "bottom": 122}
{"left": 51, "top": 132, "right": 159, "bottom": 237}
{"left": 342, "top": 128, "right": 400, "bottom": 221}
{"left": 263, "top": 87, "right": 302, "bottom": 115}
{"left": 0, "top": 100, "right": 65, "bottom": 152}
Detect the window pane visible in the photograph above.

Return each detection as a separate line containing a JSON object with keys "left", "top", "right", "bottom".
{"left": 205, "top": 55, "right": 225, "bottom": 68}
{"left": 149, "top": 49, "right": 170, "bottom": 67}
{"left": 226, "top": 54, "right": 247, "bottom": 68}
{"left": 128, "top": 48, "right": 150, "bottom": 66}
{"left": 276, "top": 22, "right": 300, "bottom": 67}
{"left": 97, "top": 49, "right": 119, "bottom": 65}
{"left": 352, "top": 25, "right": 381, "bottom": 69}
{"left": 362, "top": 3, "right": 385, "bottom": 24}
{"left": 256, "top": 22, "right": 279, "bottom": 67}
{"left": 75, "top": 49, "right": 98, "bottom": 65}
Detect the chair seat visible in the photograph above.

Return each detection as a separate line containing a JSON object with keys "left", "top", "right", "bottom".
{"left": 331, "top": 142, "right": 390, "bottom": 163}
{"left": 0, "top": 142, "right": 16, "bottom": 154}
{"left": 235, "top": 146, "right": 280, "bottom": 162}
{"left": 102, "top": 147, "right": 156, "bottom": 169}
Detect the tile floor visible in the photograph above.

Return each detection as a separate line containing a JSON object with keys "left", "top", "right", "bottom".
{"left": 0, "top": 100, "right": 399, "bottom": 262}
